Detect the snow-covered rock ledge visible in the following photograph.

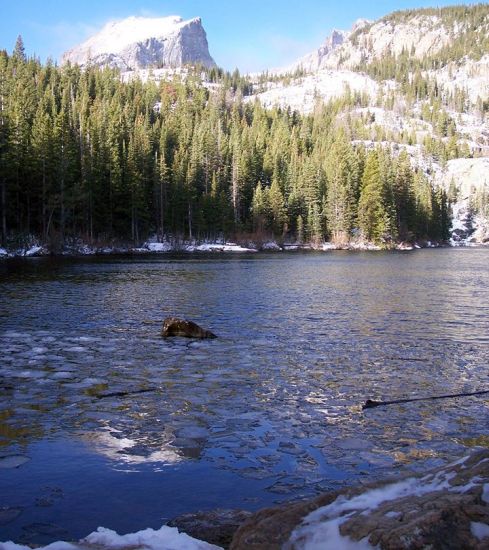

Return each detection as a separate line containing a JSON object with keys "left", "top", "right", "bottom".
{"left": 231, "top": 449, "right": 489, "bottom": 549}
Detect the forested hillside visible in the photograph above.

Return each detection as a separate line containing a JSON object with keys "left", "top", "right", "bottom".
{"left": 0, "top": 36, "right": 454, "bottom": 251}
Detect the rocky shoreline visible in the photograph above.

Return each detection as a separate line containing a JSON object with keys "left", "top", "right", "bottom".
{"left": 170, "top": 450, "right": 489, "bottom": 549}
{"left": 3, "top": 450, "right": 487, "bottom": 549}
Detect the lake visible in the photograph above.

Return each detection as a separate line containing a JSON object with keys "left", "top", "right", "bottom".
{"left": 1, "top": 249, "right": 489, "bottom": 546}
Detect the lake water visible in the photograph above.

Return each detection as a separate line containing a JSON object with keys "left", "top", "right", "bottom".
{"left": 1, "top": 249, "right": 489, "bottom": 545}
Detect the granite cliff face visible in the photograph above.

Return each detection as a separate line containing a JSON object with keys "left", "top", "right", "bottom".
{"left": 62, "top": 15, "right": 216, "bottom": 70}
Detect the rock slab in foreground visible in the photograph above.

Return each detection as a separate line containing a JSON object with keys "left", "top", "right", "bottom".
{"left": 162, "top": 317, "right": 217, "bottom": 339}
{"left": 168, "top": 509, "right": 252, "bottom": 548}
{"left": 231, "top": 450, "right": 489, "bottom": 549}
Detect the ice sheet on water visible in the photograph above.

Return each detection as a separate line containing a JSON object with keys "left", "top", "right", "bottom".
{"left": 0, "top": 455, "right": 30, "bottom": 469}
{"left": 50, "top": 372, "right": 76, "bottom": 380}
{"left": 3, "top": 332, "right": 32, "bottom": 339}
{"left": 63, "top": 378, "right": 107, "bottom": 389}
{"left": 175, "top": 426, "right": 209, "bottom": 439}
{"left": 14, "top": 370, "right": 46, "bottom": 379}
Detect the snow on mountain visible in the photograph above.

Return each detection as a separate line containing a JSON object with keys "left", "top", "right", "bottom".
{"left": 279, "top": 29, "right": 349, "bottom": 75}
{"left": 427, "top": 54, "right": 489, "bottom": 105}
{"left": 248, "top": 70, "right": 382, "bottom": 114}
{"left": 62, "top": 15, "right": 216, "bottom": 70}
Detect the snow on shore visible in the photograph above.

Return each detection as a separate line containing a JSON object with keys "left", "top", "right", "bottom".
{"left": 1, "top": 237, "right": 485, "bottom": 259}
{"left": 1, "top": 524, "right": 222, "bottom": 550}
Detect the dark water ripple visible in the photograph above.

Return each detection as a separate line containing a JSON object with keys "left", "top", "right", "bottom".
{"left": 0, "top": 249, "right": 488, "bottom": 544}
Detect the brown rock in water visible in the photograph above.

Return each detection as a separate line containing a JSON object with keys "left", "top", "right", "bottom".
{"left": 161, "top": 317, "right": 217, "bottom": 339}
{"left": 168, "top": 509, "right": 252, "bottom": 548}
{"left": 231, "top": 450, "right": 489, "bottom": 549}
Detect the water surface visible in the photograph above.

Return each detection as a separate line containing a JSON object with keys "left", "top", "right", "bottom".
{"left": 1, "top": 249, "right": 488, "bottom": 545}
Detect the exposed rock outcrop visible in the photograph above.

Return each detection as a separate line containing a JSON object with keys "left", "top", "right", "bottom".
{"left": 230, "top": 450, "right": 489, "bottom": 549}
{"left": 168, "top": 509, "right": 252, "bottom": 548}
{"left": 161, "top": 317, "right": 217, "bottom": 339}
{"left": 62, "top": 15, "right": 216, "bottom": 70}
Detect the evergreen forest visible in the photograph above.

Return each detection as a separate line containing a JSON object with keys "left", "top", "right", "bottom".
{"left": 0, "top": 37, "right": 453, "bottom": 250}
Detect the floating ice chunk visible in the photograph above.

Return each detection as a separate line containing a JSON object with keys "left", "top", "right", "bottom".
{"left": 15, "top": 370, "right": 46, "bottom": 379}
{"left": 0, "top": 455, "right": 30, "bottom": 469}
{"left": 471, "top": 521, "right": 489, "bottom": 541}
{"left": 51, "top": 372, "right": 75, "bottom": 380}
{"left": 3, "top": 332, "right": 31, "bottom": 339}
{"left": 175, "top": 426, "right": 209, "bottom": 439}
{"left": 64, "top": 378, "right": 107, "bottom": 389}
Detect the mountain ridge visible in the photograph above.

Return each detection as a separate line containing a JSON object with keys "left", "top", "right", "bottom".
{"left": 62, "top": 15, "right": 216, "bottom": 70}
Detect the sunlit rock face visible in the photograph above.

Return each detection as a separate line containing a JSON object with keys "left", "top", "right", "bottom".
{"left": 62, "top": 15, "right": 216, "bottom": 70}
{"left": 231, "top": 450, "right": 489, "bottom": 549}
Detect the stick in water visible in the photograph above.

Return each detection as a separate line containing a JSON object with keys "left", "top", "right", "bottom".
{"left": 363, "top": 389, "right": 489, "bottom": 410}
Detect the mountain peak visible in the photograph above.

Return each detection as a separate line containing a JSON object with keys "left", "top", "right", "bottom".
{"left": 62, "top": 15, "right": 216, "bottom": 70}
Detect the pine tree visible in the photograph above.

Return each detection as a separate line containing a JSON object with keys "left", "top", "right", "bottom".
{"left": 13, "top": 35, "right": 26, "bottom": 62}
{"left": 358, "top": 150, "right": 389, "bottom": 243}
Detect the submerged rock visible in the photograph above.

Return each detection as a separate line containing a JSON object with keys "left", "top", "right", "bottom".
{"left": 0, "top": 506, "right": 22, "bottom": 525}
{"left": 230, "top": 450, "right": 489, "bottom": 549}
{"left": 161, "top": 317, "right": 217, "bottom": 339}
{"left": 168, "top": 509, "right": 252, "bottom": 548}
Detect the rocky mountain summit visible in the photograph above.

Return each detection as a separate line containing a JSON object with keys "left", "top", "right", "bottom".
{"left": 62, "top": 15, "right": 216, "bottom": 70}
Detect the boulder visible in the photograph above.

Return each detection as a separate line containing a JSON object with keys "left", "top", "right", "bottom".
{"left": 161, "top": 317, "right": 217, "bottom": 339}
{"left": 230, "top": 450, "right": 489, "bottom": 549}
{"left": 168, "top": 509, "right": 252, "bottom": 548}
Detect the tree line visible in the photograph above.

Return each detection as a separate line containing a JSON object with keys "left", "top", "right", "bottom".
{"left": 0, "top": 38, "right": 450, "bottom": 249}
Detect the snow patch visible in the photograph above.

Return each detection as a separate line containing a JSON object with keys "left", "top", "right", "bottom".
{"left": 184, "top": 242, "right": 257, "bottom": 253}
{"left": 24, "top": 245, "right": 46, "bottom": 257}
{"left": 471, "top": 521, "right": 489, "bottom": 541}
{"left": 1, "top": 525, "right": 221, "bottom": 550}
{"left": 249, "top": 70, "right": 379, "bottom": 115}
{"left": 84, "top": 525, "right": 221, "bottom": 549}
{"left": 287, "top": 464, "right": 459, "bottom": 549}
{"left": 482, "top": 483, "right": 489, "bottom": 504}
{"left": 261, "top": 241, "right": 282, "bottom": 251}
{"left": 145, "top": 241, "right": 173, "bottom": 252}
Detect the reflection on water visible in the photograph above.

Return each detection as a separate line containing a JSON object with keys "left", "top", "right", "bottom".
{"left": 0, "top": 249, "right": 489, "bottom": 543}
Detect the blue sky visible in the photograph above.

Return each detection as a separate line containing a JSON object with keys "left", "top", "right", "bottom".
{"left": 0, "top": 0, "right": 479, "bottom": 72}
